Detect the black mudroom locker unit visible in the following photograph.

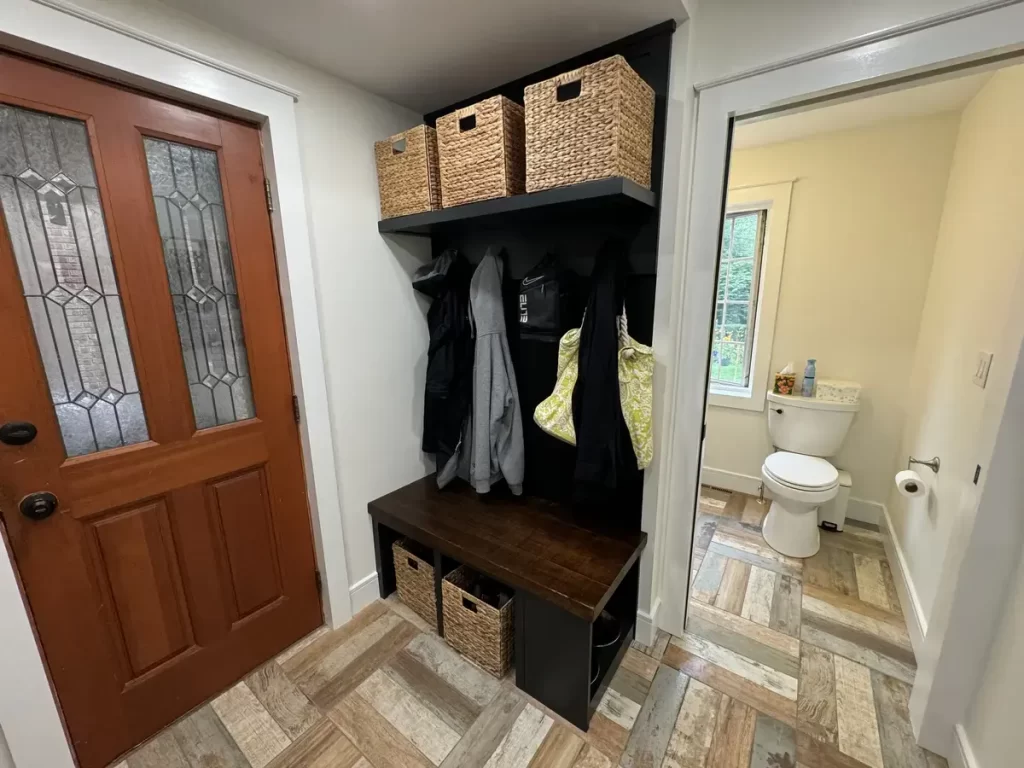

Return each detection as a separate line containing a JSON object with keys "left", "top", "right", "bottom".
{"left": 370, "top": 20, "right": 675, "bottom": 731}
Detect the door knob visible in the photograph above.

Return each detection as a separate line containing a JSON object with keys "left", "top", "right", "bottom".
{"left": 20, "top": 492, "right": 58, "bottom": 521}
{"left": 0, "top": 422, "right": 37, "bottom": 446}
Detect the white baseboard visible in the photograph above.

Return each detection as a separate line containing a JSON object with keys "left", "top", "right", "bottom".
{"left": 636, "top": 597, "right": 661, "bottom": 646}
{"left": 700, "top": 466, "right": 881, "bottom": 525}
{"left": 700, "top": 467, "right": 763, "bottom": 497}
{"left": 949, "top": 724, "right": 978, "bottom": 768}
{"left": 879, "top": 504, "right": 928, "bottom": 654}
{"left": 349, "top": 571, "right": 379, "bottom": 615}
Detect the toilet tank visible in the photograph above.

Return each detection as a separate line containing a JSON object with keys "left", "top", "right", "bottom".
{"left": 767, "top": 392, "right": 858, "bottom": 457}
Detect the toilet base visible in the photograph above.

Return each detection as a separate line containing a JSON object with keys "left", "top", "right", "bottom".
{"left": 762, "top": 499, "right": 821, "bottom": 558}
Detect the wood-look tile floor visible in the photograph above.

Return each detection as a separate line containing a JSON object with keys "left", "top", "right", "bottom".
{"left": 674, "top": 487, "right": 946, "bottom": 768}
{"left": 108, "top": 488, "right": 947, "bottom": 768}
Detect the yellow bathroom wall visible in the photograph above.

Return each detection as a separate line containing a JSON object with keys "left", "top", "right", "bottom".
{"left": 952, "top": 67, "right": 1024, "bottom": 767}
{"left": 702, "top": 113, "right": 960, "bottom": 517}
{"left": 888, "top": 64, "right": 1024, "bottom": 634}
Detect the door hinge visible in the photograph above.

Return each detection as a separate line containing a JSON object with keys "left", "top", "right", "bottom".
{"left": 314, "top": 569, "right": 322, "bottom": 596}
{"left": 264, "top": 178, "right": 274, "bottom": 213}
{"left": 292, "top": 395, "right": 300, "bottom": 424}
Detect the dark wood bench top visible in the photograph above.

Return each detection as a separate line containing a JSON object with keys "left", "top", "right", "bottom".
{"left": 368, "top": 476, "right": 646, "bottom": 621}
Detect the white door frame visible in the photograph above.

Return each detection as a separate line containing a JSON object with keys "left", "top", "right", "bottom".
{"left": 657, "top": 0, "right": 1024, "bottom": 757}
{"left": 0, "top": 1, "right": 352, "bottom": 765}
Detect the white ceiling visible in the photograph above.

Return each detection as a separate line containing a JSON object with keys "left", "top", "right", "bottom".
{"left": 733, "top": 71, "right": 993, "bottom": 150}
{"left": 157, "top": 0, "right": 686, "bottom": 113}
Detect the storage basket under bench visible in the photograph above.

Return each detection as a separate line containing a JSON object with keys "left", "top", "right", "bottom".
{"left": 370, "top": 476, "right": 645, "bottom": 730}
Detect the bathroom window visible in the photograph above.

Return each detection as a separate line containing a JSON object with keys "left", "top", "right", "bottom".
{"left": 707, "top": 182, "right": 792, "bottom": 412}
{"left": 710, "top": 210, "right": 766, "bottom": 388}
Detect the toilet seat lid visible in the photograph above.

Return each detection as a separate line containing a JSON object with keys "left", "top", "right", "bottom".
{"left": 764, "top": 451, "right": 839, "bottom": 491}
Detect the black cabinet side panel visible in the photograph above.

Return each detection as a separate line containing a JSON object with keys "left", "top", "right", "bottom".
{"left": 518, "top": 590, "right": 593, "bottom": 730}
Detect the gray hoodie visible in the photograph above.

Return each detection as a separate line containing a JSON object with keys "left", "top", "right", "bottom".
{"left": 438, "top": 248, "right": 525, "bottom": 494}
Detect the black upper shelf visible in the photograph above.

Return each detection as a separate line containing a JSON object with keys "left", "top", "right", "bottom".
{"left": 378, "top": 177, "right": 656, "bottom": 236}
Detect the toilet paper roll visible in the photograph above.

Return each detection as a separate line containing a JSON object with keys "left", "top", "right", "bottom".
{"left": 895, "top": 470, "right": 926, "bottom": 498}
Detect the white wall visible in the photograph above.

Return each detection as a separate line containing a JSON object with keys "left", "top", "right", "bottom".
{"left": 962, "top": 541, "right": 1024, "bottom": 766}
{"left": 887, "top": 64, "right": 1024, "bottom": 629}
{"left": 0, "top": 533, "right": 75, "bottom": 768}
{"left": 0, "top": 729, "right": 12, "bottom": 768}
{"left": 690, "top": 0, "right": 984, "bottom": 85}
{"left": 891, "top": 63, "right": 1024, "bottom": 758}
{"left": 59, "top": 0, "right": 433, "bottom": 599}
{"left": 702, "top": 115, "right": 959, "bottom": 511}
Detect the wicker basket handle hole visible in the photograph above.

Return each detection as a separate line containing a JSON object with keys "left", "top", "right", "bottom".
{"left": 556, "top": 80, "right": 582, "bottom": 102}
{"left": 458, "top": 114, "right": 477, "bottom": 132}
{"left": 391, "top": 137, "right": 406, "bottom": 155}
{"left": 462, "top": 596, "right": 479, "bottom": 613}
{"left": 407, "top": 557, "right": 418, "bottom": 570}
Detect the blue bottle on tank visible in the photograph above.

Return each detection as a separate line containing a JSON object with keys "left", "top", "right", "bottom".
{"left": 801, "top": 359, "right": 817, "bottom": 397}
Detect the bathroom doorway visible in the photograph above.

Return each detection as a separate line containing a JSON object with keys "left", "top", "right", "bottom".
{"left": 675, "top": 58, "right": 1024, "bottom": 768}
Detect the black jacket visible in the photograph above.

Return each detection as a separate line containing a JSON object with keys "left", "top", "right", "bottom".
{"left": 420, "top": 251, "right": 474, "bottom": 456}
{"left": 572, "top": 240, "right": 632, "bottom": 504}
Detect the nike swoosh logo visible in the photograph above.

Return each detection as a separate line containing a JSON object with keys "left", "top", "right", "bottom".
{"left": 521, "top": 275, "right": 546, "bottom": 286}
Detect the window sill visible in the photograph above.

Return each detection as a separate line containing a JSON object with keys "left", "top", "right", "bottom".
{"left": 708, "top": 385, "right": 766, "bottom": 412}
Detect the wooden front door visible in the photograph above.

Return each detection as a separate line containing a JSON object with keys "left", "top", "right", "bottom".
{"left": 0, "top": 53, "right": 322, "bottom": 768}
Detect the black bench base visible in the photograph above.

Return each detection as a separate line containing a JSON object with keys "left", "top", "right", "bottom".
{"left": 368, "top": 477, "right": 646, "bottom": 730}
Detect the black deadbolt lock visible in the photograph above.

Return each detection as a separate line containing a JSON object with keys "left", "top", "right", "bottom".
{"left": 0, "top": 421, "right": 37, "bottom": 446}
{"left": 20, "top": 492, "right": 58, "bottom": 521}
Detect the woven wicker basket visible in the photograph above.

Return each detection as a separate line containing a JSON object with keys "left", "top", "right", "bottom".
{"left": 437, "top": 96, "right": 525, "bottom": 208}
{"left": 375, "top": 125, "right": 442, "bottom": 219}
{"left": 392, "top": 539, "right": 437, "bottom": 630}
{"left": 442, "top": 566, "right": 513, "bottom": 677}
{"left": 525, "top": 55, "right": 655, "bottom": 193}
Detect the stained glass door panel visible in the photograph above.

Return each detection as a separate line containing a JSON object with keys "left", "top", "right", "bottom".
{"left": 0, "top": 105, "right": 148, "bottom": 456}
{"left": 143, "top": 138, "right": 255, "bottom": 429}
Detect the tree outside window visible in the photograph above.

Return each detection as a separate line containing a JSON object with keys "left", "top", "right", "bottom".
{"left": 710, "top": 210, "right": 766, "bottom": 387}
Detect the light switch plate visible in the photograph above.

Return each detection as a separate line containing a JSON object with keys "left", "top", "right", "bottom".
{"left": 973, "top": 351, "right": 993, "bottom": 388}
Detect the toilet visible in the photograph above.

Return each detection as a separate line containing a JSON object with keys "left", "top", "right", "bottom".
{"left": 760, "top": 391, "right": 859, "bottom": 558}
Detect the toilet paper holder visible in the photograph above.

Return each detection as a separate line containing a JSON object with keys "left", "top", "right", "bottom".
{"left": 908, "top": 455, "right": 941, "bottom": 474}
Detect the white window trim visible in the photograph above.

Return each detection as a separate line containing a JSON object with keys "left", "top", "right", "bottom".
{"left": 0, "top": 3, "right": 353, "bottom": 766}
{"left": 708, "top": 182, "right": 792, "bottom": 412}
